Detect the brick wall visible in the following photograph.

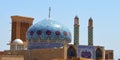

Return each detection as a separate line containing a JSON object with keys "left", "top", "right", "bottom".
{"left": 4, "top": 48, "right": 64, "bottom": 60}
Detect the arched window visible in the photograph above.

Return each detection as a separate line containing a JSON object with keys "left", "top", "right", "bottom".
{"left": 96, "top": 48, "right": 102, "bottom": 59}
{"left": 67, "top": 46, "right": 77, "bottom": 58}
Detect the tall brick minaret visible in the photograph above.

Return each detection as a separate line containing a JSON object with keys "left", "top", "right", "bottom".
{"left": 88, "top": 17, "right": 93, "bottom": 46}
{"left": 74, "top": 16, "right": 79, "bottom": 46}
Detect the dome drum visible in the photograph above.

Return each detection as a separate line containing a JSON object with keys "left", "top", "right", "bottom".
{"left": 28, "top": 42, "right": 63, "bottom": 49}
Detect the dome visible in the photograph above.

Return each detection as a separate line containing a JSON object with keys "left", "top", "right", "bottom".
{"left": 13, "top": 39, "right": 23, "bottom": 45}
{"left": 27, "top": 19, "right": 71, "bottom": 43}
{"left": 26, "top": 19, "right": 71, "bottom": 49}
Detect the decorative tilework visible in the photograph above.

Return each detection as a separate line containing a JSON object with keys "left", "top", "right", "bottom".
{"left": 78, "top": 45, "right": 95, "bottom": 59}
{"left": 26, "top": 19, "right": 71, "bottom": 49}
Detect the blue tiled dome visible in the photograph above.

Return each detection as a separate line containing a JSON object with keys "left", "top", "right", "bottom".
{"left": 26, "top": 19, "right": 71, "bottom": 44}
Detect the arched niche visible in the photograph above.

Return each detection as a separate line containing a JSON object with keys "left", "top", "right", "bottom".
{"left": 67, "top": 46, "right": 77, "bottom": 58}
{"left": 96, "top": 48, "right": 102, "bottom": 59}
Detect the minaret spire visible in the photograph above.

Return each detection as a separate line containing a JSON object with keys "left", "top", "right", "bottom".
{"left": 48, "top": 7, "right": 51, "bottom": 19}
{"left": 74, "top": 16, "right": 79, "bottom": 46}
{"left": 88, "top": 17, "right": 93, "bottom": 46}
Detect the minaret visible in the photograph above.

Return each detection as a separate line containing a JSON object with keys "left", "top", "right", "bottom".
{"left": 88, "top": 17, "right": 93, "bottom": 46}
{"left": 74, "top": 16, "right": 79, "bottom": 46}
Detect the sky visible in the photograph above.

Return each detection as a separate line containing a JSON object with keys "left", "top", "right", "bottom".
{"left": 0, "top": 0, "right": 120, "bottom": 59}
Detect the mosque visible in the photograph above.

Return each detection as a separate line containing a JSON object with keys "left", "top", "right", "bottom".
{"left": 0, "top": 9, "right": 114, "bottom": 60}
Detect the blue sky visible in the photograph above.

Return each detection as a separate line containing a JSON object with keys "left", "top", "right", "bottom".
{"left": 0, "top": 0, "right": 120, "bottom": 59}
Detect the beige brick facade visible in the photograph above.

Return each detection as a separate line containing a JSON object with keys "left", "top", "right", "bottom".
{"left": 105, "top": 50, "right": 114, "bottom": 60}
{"left": 3, "top": 48, "right": 64, "bottom": 60}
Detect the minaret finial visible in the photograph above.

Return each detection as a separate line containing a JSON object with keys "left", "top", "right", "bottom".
{"left": 48, "top": 7, "right": 51, "bottom": 19}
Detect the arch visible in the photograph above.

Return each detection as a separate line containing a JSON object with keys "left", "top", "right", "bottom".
{"left": 96, "top": 48, "right": 102, "bottom": 59}
{"left": 67, "top": 46, "right": 77, "bottom": 58}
